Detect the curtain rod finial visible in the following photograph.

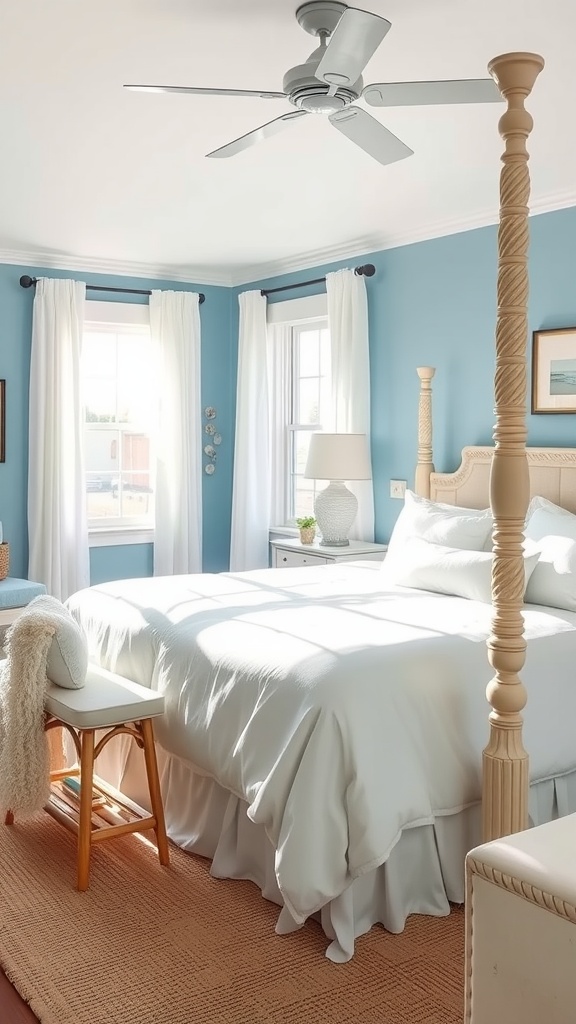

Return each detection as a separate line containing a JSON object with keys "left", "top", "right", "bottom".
{"left": 19, "top": 275, "right": 36, "bottom": 289}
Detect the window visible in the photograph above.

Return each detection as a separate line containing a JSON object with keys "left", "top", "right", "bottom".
{"left": 289, "top": 321, "right": 331, "bottom": 519}
{"left": 82, "top": 302, "right": 157, "bottom": 535}
{"left": 268, "top": 294, "right": 331, "bottom": 525}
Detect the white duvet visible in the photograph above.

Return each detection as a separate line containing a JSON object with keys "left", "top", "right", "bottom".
{"left": 67, "top": 561, "right": 576, "bottom": 925}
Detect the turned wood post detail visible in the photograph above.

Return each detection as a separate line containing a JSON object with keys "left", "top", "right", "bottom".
{"left": 483, "top": 52, "right": 544, "bottom": 843}
{"left": 414, "top": 366, "right": 435, "bottom": 498}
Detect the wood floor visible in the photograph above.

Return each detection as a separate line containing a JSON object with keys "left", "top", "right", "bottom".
{"left": 0, "top": 968, "right": 38, "bottom": 1023}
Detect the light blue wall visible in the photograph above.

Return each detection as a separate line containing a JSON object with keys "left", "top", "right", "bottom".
{"left": 2, "top": 205, "right": 575, "bottom": 583}
{"left": 242, "top": 205, "right": 576, "bottom": 543}
{"left": 90, "top": 543, "right": 154, "bottom": 585}
{"left": 0, "top": 264, "right": 234, "bottom": 581}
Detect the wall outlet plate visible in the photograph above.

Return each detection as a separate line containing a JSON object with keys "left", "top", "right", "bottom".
{"left": 390, "top": 479, "right": 406, "bottom": 499}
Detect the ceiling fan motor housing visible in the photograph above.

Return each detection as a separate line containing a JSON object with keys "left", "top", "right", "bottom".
{"left": 283, "top": 55, "right": 361, "bottom": 114}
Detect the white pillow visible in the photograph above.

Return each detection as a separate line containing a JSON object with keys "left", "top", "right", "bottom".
{"left": 387, "top": 490, "right": 493, "bottom": 555}
{"left": 22, "top": 594, "right": 88, "bottom": 689}
{"left": 382, "top": 537, "right": 539, "bottom": 603}
{"left": 525, "top": 497, "right": 576, "bottom": 610}
{"left": 525, "top": 496, "right": 576, "bottom": 542}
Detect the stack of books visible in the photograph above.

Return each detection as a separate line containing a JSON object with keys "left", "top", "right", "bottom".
{"left": 60, "top": 776, "right": 107, "bottom": 809}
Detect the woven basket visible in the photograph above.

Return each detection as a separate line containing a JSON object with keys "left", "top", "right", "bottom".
{"left": 0, "top": 542, "right": 9, "bottom": 581}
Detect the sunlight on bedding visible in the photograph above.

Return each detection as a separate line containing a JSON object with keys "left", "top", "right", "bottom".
{"left": 67, "top": 560, "right": 576, "bottom": 931}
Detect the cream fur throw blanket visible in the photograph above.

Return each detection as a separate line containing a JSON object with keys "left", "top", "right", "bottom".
{"left": 0, "top": 613, "right": 56, "bottom": 815}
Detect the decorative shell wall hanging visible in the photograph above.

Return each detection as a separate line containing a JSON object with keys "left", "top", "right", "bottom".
{"left": 203, "top": 408, "right": 220, "bottom": 473}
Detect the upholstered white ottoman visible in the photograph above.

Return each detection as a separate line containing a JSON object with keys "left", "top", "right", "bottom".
{"left": 465, "top": 814, "right": 576, "bottom": 1023}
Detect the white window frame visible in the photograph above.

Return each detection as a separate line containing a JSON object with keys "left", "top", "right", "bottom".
{"left": 287, "top": 320, "right": 330, "bottom": 521}
{"left": 83, "top": 300, "right": 155, "bottom": 547}
{"left": 267, "top": 293, "right": 329, "bottom": 533}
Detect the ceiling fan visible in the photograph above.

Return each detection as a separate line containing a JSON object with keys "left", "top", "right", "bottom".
{"left": 124, "top": 0, "right": 503, "bottom": 167}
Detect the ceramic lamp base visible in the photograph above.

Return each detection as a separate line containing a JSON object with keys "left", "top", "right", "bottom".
{"left": 314, "top": 481, "right": 358, "bottom": 546}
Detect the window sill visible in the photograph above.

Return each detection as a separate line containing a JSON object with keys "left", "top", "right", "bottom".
{"left": 89, "top": 528, "right": 154, "bottom": 548}
{"left": 269, "top": 525, "right": 299, "bottom": 540}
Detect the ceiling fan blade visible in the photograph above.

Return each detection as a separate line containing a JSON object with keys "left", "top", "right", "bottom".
{"left": 329, "top": 107, "right": 413, "bottom": 166}
{"left": 363, "top": 78, "right": 502, "bottom": 107}
{"left": 315, "top": 8, "right": 391, "bottom": 88}
{"left": 206, "top": 110, "right": 307, "bottom": 158}
{"left": 124, "top": 84, "right": 287, "bottom": 100}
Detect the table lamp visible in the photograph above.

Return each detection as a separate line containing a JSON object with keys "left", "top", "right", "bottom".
{"left": 304, "top": 432, "right": 372, "bottom": 546}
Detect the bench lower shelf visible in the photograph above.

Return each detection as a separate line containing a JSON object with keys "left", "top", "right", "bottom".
{"left": 46, "top": 772, "right": 157, "bottom": 843}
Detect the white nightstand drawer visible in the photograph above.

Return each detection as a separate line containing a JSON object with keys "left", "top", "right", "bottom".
{"left": 270, "top": 537, "right": 387, "bottom": 568}
{"left": 274, "top": 549, "right": 328, "bottom": 568}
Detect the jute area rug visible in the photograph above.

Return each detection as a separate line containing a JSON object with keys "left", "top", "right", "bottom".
{"left": 0, "top": 815, "right": 465, "bottom": 1024}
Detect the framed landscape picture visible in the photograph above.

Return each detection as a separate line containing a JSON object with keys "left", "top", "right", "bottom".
{"left": 532, "top": 327, "right": 576, "bottom": 414}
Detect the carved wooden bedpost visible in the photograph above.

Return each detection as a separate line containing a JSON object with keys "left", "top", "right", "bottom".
{"left": 414, "top": 366, "right": 435, "bottom": 498}
{"left": 483, "top": 52, "right": 544, "bottom": 843}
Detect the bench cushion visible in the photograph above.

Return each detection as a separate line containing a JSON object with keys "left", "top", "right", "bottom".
{"left": 0, "top": 578, "right": 46, "bottom": 610}
{"left": 46, "top": 663, "right": 165, "bottom": 728}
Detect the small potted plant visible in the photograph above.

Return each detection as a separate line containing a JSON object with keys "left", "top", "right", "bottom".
{"left": 296, "top": 516, "right": 316, "bottom": 545}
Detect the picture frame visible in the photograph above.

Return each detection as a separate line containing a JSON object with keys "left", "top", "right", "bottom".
{"left": 532, "top": 327, "right": 576, "bottom": 414}
{"left": 0, "top": 379, "right": 4, "bottom": 462}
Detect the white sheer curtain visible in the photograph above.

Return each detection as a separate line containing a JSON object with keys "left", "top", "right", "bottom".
{"left": 28, "top": 277, "right": 90, "bottom": 600}
{"left": 268, "top": 323, "right": 292, "bottom": 527}
{"left": 326, "top": 268, "right": 375, "bottom": 542}
{"left": 150, "top": 290, "right": 202, "bottom": 576}
{"left": 230, "top": 290, "right": 270, "bottom": 571}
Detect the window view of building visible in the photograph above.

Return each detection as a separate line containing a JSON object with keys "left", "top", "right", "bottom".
{"left": 82, "top": 305, "right": 156, "bottom": 530}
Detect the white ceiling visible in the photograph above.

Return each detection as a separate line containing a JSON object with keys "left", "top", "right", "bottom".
{"left": 1, "top": 0, "right": 574, "bottom": 285}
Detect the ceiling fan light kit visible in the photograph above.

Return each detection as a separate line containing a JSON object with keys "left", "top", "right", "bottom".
{"left": 125, "top": 1, "right": 504, "bottom": 166}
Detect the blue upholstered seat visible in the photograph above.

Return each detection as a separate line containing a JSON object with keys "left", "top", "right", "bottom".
{"left": 0, "top": 578, "right": 46, "bottom": 609}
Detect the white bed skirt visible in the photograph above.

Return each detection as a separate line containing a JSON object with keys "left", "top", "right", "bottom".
{"left": 91, "top": 734, "right": 576, "bottom": 961}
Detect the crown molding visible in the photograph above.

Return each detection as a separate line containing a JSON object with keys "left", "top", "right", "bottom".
{"left": 228, "top": 188, "right": 576, "bottom": 285}
{"left": 2, "top": 188, "right": 575, "bottom": 291}
{"left": 229, "top": 235, "right": 385, "bottom": 287}
{"left": 530, "top": 187, "right": 576, "bottom": 216}
{"left": 0, "top": 248, "right": 233, "bottom": 287}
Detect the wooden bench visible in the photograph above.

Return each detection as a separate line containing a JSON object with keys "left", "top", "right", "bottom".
{"left": 5, "top": 664, "right": 170, "bottom": 890}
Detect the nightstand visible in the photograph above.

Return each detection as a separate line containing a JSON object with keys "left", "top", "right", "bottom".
{"left": 270, "top": 537, "right": 387, "bottom": 568}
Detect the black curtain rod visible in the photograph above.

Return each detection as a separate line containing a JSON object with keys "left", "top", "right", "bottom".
{"left": 19, "top": 275, "right": 205, "bottom": 304}
{"left": 260, "top": 263, "right": 375, "bottom": 298}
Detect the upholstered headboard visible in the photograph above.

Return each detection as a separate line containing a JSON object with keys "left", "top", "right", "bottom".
{"left": 430, "top": 446, "right": 576, "bottom": 513}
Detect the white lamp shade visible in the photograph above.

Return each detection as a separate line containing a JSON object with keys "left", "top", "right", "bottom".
{"left": 304, "top": 433, "right": 372, "bottom": 481}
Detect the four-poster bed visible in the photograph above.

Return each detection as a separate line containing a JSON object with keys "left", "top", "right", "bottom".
{"left": 415, "top": 50, "right": 546, "bottom": 846}
{"left": 60, "top": 51, "right": 566, "bottom": 962}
